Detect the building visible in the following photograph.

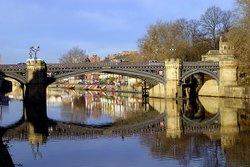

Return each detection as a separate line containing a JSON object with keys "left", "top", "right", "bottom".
{"left": 85, "top": 54, "right": 101, "bottom": 82}
{"left": 106, "top": 50, "right": 138, "bottom": 62}
{"left": 201, "top": 36, "right": 235, "bottom": 61}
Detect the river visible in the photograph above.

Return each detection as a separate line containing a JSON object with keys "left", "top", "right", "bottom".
{"left": 0, "top": 88, "right": 250, "bottom": 167}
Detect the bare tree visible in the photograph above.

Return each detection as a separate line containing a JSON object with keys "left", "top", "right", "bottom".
{"left": 237, "top": 0, "right": 250, "bottom": 21}
{"left": 188, "top": 20, "right": 202, "bottom": 43}
{"left": 200, "top": 6, "right": 234, "bottom": 49}
{"left": 200, "top": 6, "right": 224, "bottom": 49}
{"left": 237, "top": 0, "right": 250, "bottom": 29}
{"left": 187, "top": 20, "right": 211, "bottom": 61}
{"left": 221, "top": 10, "right": 234, "bottom": 32}
{"left": 59, "top": 47, "right": 88, "bottom": 63}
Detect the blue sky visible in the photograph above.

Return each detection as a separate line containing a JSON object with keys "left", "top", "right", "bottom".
{"left": 0, "top": 0, "right": 235, "bottom": 64}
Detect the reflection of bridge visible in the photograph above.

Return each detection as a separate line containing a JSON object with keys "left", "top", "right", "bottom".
{"left": 2, "top": 113, "right": 166, "bottom": 140}
{"left": 1, "top": 110, "right": 223, "bottom": 141}
{"left": 2, "top": 94, "right": 243, "bottom": 142}
{"left": 2, "top": 93, "right": 246, "bottom": 141}
{"left": 2, "top": 97, "right": 248, "bottom": 167}
{"left": 1, "top": 109, "right": 248, "bottom": 167}
{"left": 1, "top": 92, "right": 249, "bottom": 167}
{"left": 0, "top": 58, "right": 236, "bottom": 101}
{"left": 182, "top": 113, "right": 220, "bottom": 133}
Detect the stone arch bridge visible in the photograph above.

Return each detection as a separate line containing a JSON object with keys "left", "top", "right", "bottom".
{"left": 0, "top": 58, "right": 237, "bottom": 102}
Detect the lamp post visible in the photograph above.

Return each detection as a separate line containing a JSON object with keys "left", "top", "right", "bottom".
{"left": 29, "top": 47, "right": 33, "bottom": 59}
{"left": 29, "top": 46, "right": 40, "bottom": 59}
{"left": 170, "top": 47, "right": 176, "bottom": 59}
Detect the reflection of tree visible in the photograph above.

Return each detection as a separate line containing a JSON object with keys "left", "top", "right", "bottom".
{"left": 184, "top": 98, "right": 204, "bottom": 121}
{"left": 72, "top": 96, "right": 87, "bottom": 109}
{"left": 223, "top": 133, "right": 250, "bottom": 167}
{"left": 139, "top": 132, "right": 226, "bottom": 166}
{"left": 113, "top": 110, "right": 159, "bottom": 126}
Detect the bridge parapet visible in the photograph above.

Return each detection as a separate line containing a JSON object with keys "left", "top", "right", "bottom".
{"left": 0, "top": 64, "right": 26, "bottom": 84}
{"left": 47, "top": 61, "right": 166, "bottom": 87}
{"left": 47, "top": 62, "right": 165, "bottom": 69}
{"left": 183, "top": 61, "right": 219, "bottom": 67}
{"left": 0, "top": 64, "right": 26, "bottom": 71}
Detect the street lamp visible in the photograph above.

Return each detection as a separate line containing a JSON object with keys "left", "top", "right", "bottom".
{"left": 170, "top": 47, "right": 176, "bottom": 59}
{"left": 29, "top": 46, "right": 40, "bottom": 59}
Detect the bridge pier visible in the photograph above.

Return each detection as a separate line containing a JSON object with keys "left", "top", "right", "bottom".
{"left": 165, "top": 59, "right": 182, "bottom": 98}
{"left": 219, "top": 59, "right": 238, "bottom": 97}
{"left": 24, "top": 59, "right": 47, "bottom": 120}
{"left": 24, "top": 93, "right": 49, "bottom": 146}
{"left": 220, "top": 104, "right": 239, "bottom": 151}
{"left": 25, "top": 59, "right": 47, "bottom": 103}
{"left": 165, "top": 99, "right": 182, "bottom": 138}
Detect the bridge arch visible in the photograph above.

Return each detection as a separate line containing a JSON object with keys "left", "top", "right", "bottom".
{"left": 47, "top": 68, "right": 166, "bottom": 87}
{"left": 182, "top": 69, "right": 219, "bottom": 83}
{"left": 182, "top": 111, "right": 220, "bottom": 128}
{"left": 2, "top": 72, "right": 26, "bottom": 85}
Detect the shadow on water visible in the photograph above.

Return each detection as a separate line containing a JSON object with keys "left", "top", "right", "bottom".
{"left": 0, "top": 131, "right": 15, "bottom": 167}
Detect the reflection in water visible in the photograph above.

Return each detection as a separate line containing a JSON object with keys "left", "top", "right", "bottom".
{"left": 140, "top": 132, "right": 227, "bottom": 166}
{"left": 0, "top": 87, "right": 250, "bottom": 166}
{"left": 47, "top": 90, "right": 147, "bottom": 125}
{"left": 0, "top": 100, "right": 23, "bottom": 127}
{"left": 0, "top": 137, "right": 15, "bottom": 167}
{"left": 183, "top": 98, "right": 217, "bottom": 122}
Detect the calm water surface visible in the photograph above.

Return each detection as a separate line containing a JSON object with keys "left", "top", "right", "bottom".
{"left": 1, "top": 89, "right": 250, "bottom": 167}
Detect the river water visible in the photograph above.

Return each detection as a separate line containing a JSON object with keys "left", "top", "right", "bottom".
{"left": 1, "top": 88, "right": 250, "bottom": 167}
